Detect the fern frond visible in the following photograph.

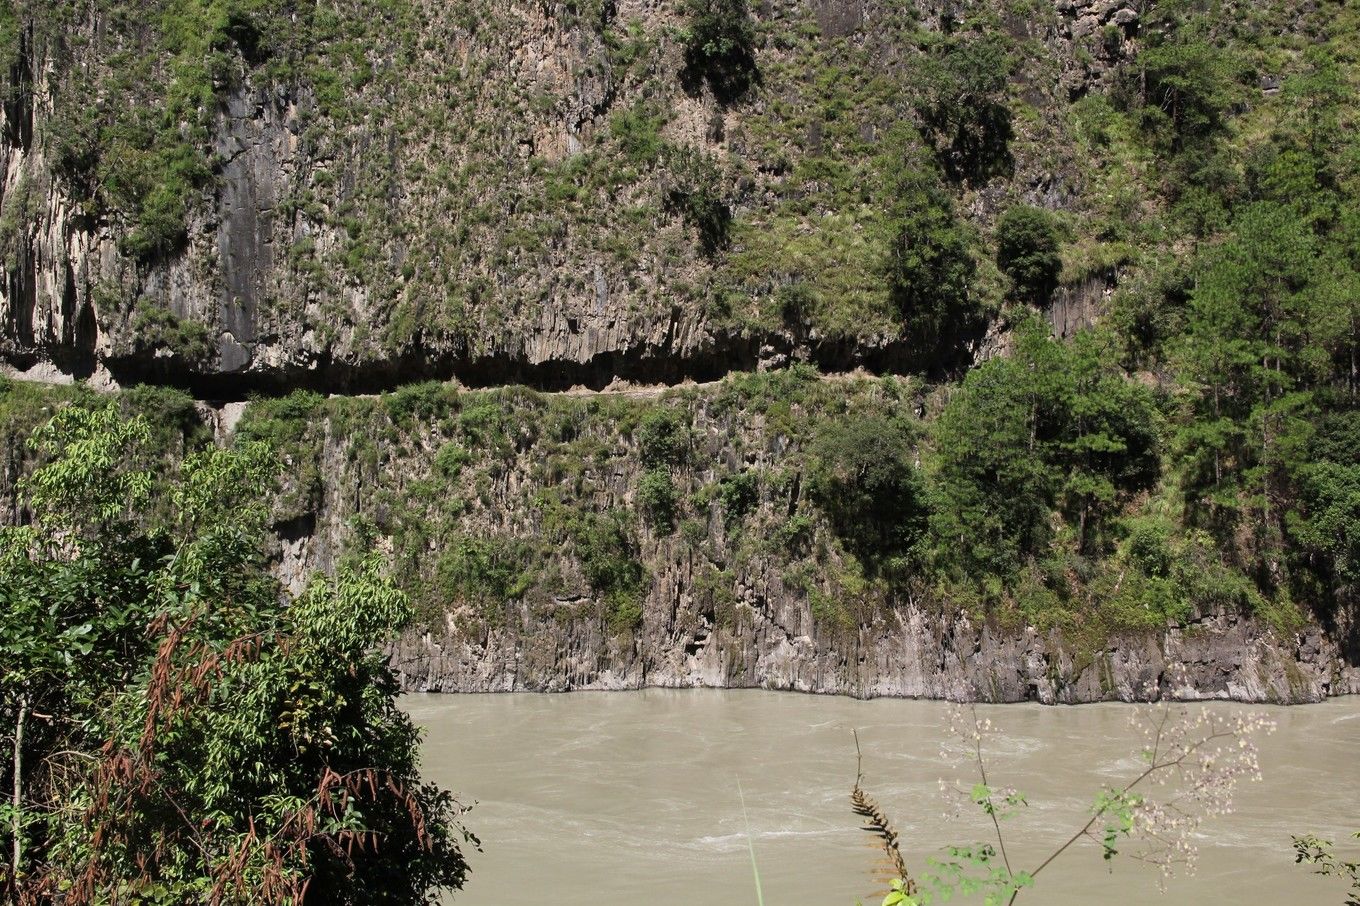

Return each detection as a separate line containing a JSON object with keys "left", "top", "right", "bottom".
{"left": 851, "top": 729, "right": 916, "bottom": 896}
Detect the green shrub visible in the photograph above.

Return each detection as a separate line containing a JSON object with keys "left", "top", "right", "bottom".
{"left": 680, "top": 0, "right": 758, "bottom": 102}
{"left": 435, "top": 535, "right": 532, "bottom": 609}
{"left": 772, "top": 512, "right": 814, "bottom": 553}
{"left": 386, "top": 382, "right": 453, "bottom": 426}
{"left": 637, "top": 468, "right": 678, "bottom": 530}
{"left": 808, "top": 414, "right": 926, "bottom": 560}
{"left": 607, "top": 595, "right": 644, "bottom": 633}
{"left": 610, "top": 101, "right": 667, "bottom": 165}
{"left": 235, "top": 390, "right": 326, "bottom": 518}
{"left": 131, "top": 301, "right": 212, "bottom": 363}
{"left": 1124, "top": 517, "right": 1174, "bottom": 578}
{"left": 996, "top": 205, "right": 1062, "bottom": 304}
{"left": 573, "top": 512, "right": 645, "bottom": 609}
{"left": 637, "top": 407, "right": 690, "bottom": 468}
{"left": 121, "top": 384, "right": 211, "bottom": 452}
{"left": 915, "top": 32, "right": 1014, "bottom": 182}
{"left": 775, "top": 282, "right": 816, "bottom": 327}
{"left": 434, "top": 442, "right": 470, "bottom": 478}
{"left": 889, "top": 164, "right": 979, "bottom": 339}
{"left": 236, "top": 390, "right": 325, "bottom": 448}
{"left": 809, "top": 589, "right": 856, "bottom": 633}
{"left": 458, "top": 401, "right": 506, "bottom": 447}
{"left": 680, "top": 517, "right": 708, "bottom": 548}
{"left": 119, "top": 149, "right": 207, "bottom": 261}
{"left": 717, "top": 470, "right": 759, "bottom": 523}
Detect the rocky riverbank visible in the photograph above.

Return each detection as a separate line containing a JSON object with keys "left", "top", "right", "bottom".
{"left": 392, "top": 602, "right": 1360, "bottom": 704}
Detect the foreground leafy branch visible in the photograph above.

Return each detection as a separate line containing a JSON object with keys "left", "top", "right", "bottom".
{"left": 1294, "top": 831, "right": 1360, "bottom": 906}
{"left": 1, "top": 402, "right": 473, "bottom": 903}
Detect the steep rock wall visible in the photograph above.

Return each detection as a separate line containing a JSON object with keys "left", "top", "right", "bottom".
{"left": 0, "top": 0, "right": 1139, "bottom": 393}
{"left": 203, "top": 374, "right": 1360, "bottom": 705}
{"left": 1, "top": 374, "right": 1355, "bottom": 704}
{"left": 391, "top": 600, "right": 1360, "bottom": 703}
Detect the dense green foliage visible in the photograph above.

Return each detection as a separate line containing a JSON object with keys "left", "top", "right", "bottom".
{"left": 637, "top": 468, "right": 679, "bottom": 530}
{"left": 0, "top": 403, "right": 470, "bottom": 902}
{"left": 914, "top": 31, "right": 1014, "bottom": 183}
{"left": 681, "top": 0, "right": 758, "bottom": 102}
{"left": 888, "top": 164, "right": 980, "bottom": 340}
{"left": 807, "top": 414, "right": 927, "bottom": 563}
{"left": 636, "top": 407, "right": 691, "bottom": 469}
{"left": 996, "top": 206, "right": 1062, "bottom": 305}
{"left": 930, "top": 321, "right": 1160, "bottom": 575}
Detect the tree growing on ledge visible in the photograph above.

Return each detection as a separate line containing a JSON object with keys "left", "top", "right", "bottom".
{"left": 680, "top": 0, "right": 759, "bottom": 103}
{"left": 915, "top": 31, "right": 1015, "bottom": 183}
{"left": 0, "top": 403, "right": 472, "bottom": 903}
{"left": 888, "top": 162, "right": 980, "bottom": 343}
{"left": 996, "top": 205, "right": 1063, "bottom": 305}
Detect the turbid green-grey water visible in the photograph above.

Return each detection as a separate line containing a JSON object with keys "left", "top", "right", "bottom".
{"left": 408, "top": 691, "right": 1360, "bottom": 905}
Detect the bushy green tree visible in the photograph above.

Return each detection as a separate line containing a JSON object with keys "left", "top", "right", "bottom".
{"left": 680, "top": 0, "right": 758, "bottom": 103}
{"left": 1171, "top": 201, "right": 1328, "bottom": 539}
{"left": 996, "top": 205, "right": 1062, "bottom": 305}
{"left": 1131, "top": 6, "right": 1242, "bottom": 153}
{"left": 929, "top": 321, "right": 1159, "bottom": 574}
{"left": 1, "top": 403, "right": 471, "bottom": 902}
{"left": 807, "top": 414, "right": 928, "bottom": 562}
{"left": 929, "top": 325, "right": 1067, "bottom": 575}
{"left": 915, "top": 32, "right": 1014, "bottom": 183}
{"left": 1124, "top": 3, "right": 1248, "bottom": 228}
{"left": 1059, "top": 332, "right": 1161, "bottom": 550}
{"left": 1290, "top": 461, "right": 1360, "bottom": 587}
{"left": 889, "top": 165, "right": 979, "bottom": 341}
{"left": 636, "top": 407, "right": 691, "bottom": 469}
{"left": 637, "top": 468, "right": 678, "bottom": 530}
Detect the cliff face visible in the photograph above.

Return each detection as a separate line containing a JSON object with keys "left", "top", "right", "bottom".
{"left": 392, "top": 599, "right": 1360, "bottom": 703}
{"left": 2, "top": 0, "right": 1356, "bottom": 705}
{"left": 0, "top": 371, "right": 1355, "bottom": 704}
{"left": 193, "top": 374, "right": 1356, "bottom": 705}
{"left": 0, "top": 0, "right": 1135, "bottom": 393}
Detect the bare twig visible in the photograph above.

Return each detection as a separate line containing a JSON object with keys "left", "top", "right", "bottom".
{"left": 12, "top": 694, "right": 27, "bottom": 895}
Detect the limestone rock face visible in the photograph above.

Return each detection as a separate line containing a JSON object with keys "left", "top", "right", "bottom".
{"left": 390, "top": 594, "right": 1360, "bottom": 703}
{"left": 3, "top": 2, "right": 1354, "bottom": 708}
{"left": 186, "top": 381, "right": 1354, "bottom": 707}
{"left": 0, "top": 0, "right": 1135, "bottom": 394}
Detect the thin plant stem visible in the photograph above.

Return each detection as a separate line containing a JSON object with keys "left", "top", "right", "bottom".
{"left": 738, "top": 778, "right": 764, "bottom": 906}
{"left": 12, "top": 693, "right": 26, "bottom": 895}
{"left": 970, "top": 704, "right": 1014, "bottom": 879}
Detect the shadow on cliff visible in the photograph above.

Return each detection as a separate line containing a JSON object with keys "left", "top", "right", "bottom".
{"left": 96, "top": 314, "right": 990, "bottom": 403}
